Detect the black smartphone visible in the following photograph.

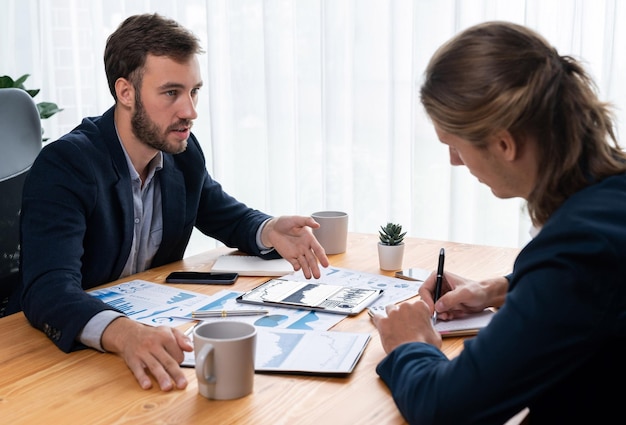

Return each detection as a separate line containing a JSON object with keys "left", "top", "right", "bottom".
{"left": 165, "top": 271, "right": 239, "bottom": 284}
{"left": 395, "top": 268, "right": 430, "bottom": 282}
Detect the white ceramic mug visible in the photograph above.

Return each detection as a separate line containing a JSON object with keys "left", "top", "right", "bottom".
{"left": 311, "top": 211, "right": 349, "bottom": 254}
{"left": 194, "top": 321, "right": 256, "bottom": 400}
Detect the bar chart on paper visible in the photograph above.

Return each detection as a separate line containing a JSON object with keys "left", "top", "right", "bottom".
{"left": 89, "top": 280, "right": 215, "bottom": 325}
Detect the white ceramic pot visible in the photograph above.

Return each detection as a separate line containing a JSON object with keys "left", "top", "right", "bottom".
{"left": 377, "top": 243, "right": 405, "bottom": 271}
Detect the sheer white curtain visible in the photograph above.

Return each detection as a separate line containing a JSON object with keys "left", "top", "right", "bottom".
{"left": 4, "top": 0, "right": 626, "bottom": 257}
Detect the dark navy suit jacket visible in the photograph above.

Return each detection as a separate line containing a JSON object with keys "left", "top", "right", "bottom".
{"left": 376, "top": 173, "right": 626, "bottom": 424}
{"left": 11, "top": 106, "right": 277, "bottom": 352}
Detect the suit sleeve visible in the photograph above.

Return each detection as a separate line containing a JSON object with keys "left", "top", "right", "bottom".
{"left": 20, "top": 139, "right": 124, "bottom": 352}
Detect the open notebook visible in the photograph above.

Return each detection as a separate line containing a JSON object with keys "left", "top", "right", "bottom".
{"left": 370, "top": 308, "right": 496, "bottom": 337}
{"left": 434, "top": 309, "right": 496, "bottom": 337}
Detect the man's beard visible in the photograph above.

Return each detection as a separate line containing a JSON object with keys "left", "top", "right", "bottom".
{"left": 131, "top": 95, "right": 191, "bottom": 154}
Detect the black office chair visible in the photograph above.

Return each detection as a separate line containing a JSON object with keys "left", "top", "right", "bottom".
{"left": 0, "top": 88, "right": 42, "bottom": 316}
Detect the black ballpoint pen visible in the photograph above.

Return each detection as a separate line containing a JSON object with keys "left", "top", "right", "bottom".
{"left": 432, "top": 248, "right": 445, "bottom": 325}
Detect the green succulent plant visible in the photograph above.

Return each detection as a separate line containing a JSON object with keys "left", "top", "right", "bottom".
{"left": 0, "top": 74, "right": 63, "bottom": 141}
{"left": 378, "top": 222, "right": 406, "bottom": 246}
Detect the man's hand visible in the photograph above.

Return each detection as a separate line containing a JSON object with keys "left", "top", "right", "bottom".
{"left": 101, "top": 317, "right": 193, "bottom": 391}
{"left": 261, "top": 215, "right": 330, "bottom": 279}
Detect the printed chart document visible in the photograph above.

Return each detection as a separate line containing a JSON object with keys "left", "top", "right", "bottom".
{"left": 254, "top": 328, "right": 370, "bottom": 374}
{"left": 183, "top": 328, "right": 371, "bottom": 375}
{"left": 89, "top": 279, "right": 220, "bottom": 327}
{"left": 88, "top": 280, "right": 343, "bottom": 330}
{"left": 89, "top": 280, "right": 370, "bottom": 374}
{"left": 211, "top": 255, "right": 293, "bottom": 276}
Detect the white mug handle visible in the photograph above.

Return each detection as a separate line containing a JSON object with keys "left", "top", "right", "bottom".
{"left": 195, "top": 343, "right": 217, "bottom": 386}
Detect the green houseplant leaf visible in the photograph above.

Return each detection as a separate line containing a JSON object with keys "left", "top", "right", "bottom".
{"left": 37, "top": 102, "right": 63, "bottom": 119}
{"left": 378, "top": 222, "right": 406, "bottom": 246}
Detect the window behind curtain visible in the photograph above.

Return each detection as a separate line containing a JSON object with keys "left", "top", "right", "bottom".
{"left": 4, "top": 0, "right": 625, "bottom": 258}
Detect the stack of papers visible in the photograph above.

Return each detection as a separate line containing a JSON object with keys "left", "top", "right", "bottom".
{"left": 89, "top": 267, "right": 430, "bottom": 375}
{"left": 89, "top": 280, "right": 370, "bottom": 375}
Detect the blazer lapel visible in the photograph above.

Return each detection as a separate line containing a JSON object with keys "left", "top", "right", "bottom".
{"left": 99, "top": 107, "right": 138, "bottom": 276}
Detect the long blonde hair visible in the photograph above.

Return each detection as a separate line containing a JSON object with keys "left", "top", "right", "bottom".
{"left": 421, "top": 21, "right": 626, "bottom": 225}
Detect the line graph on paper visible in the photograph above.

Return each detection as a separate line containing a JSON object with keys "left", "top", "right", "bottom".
{"left": 254, "top": 328, "right": 369, "bottom": 374}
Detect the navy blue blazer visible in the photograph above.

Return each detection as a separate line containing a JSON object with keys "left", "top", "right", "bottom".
{"left": 13, "top": 106, "right": 277, "bottom": 352}
{"left": 376, "top": 173, "right": 626, "bottom": 424}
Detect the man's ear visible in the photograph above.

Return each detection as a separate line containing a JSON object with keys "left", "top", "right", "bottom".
{"left": 493, "top": 130, "right": 517, "bottom": 161}
{"left": 114, "top": 78, "right": 135, "bottom": 108}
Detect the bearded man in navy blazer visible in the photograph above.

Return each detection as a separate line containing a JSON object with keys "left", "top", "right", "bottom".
{"left": 7, "top": 13, "right": 329, "bottom": 392}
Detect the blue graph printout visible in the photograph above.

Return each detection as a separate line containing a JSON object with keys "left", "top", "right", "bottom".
{"left": 89, "top": 280, "right": 217, "bottom": 326}
{"left": 181, "top": 289, "right": 343, "bottom": 330}
{"left": 182, "top": 327, "right": 370, "bottom": 374}
{"left": 90, "top": 280, "right": 370, "bottom": 374}
{"left": 89, "top": 280, "right": 344, "bottom": 330}
{"left": 254, "top": 328, "right": 370, "bottom": 374}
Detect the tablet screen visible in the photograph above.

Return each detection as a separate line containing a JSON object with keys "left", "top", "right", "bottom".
{"left": 236, "top": 278, "right": 383, "bottom": 315}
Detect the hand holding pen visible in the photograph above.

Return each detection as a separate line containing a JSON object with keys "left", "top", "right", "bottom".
{"left": 432, "top": 248, "right": 445, "bottom": 325}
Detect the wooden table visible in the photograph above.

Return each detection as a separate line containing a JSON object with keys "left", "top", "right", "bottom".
{"left": 0, "top": 233, "right": 519, "bottom": 424}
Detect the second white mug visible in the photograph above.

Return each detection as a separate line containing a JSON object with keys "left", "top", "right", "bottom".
{"left": 311, "top": 211, "right": 349, "bottom": 254}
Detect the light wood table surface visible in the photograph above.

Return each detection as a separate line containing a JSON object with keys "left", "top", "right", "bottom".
{"left": 0, "top": 233, "right": 519, "bottom": 424}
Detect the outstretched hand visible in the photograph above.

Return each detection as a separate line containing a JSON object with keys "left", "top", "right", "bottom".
{"left": 261, "top": 215, "right": 330, "bottom": 279}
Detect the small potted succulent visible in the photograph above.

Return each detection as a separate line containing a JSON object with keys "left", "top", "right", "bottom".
{"left": 377, "top": 222, "right": 406, "bottom": 271}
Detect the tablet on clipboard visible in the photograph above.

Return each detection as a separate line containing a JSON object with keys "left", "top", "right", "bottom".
{"left": 236, "top": 278, "right": 383, "bottom": 316}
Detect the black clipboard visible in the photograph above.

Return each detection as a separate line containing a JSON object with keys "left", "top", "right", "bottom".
{"left": 235, "top": 278, "right": 383, "bottom": 315}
